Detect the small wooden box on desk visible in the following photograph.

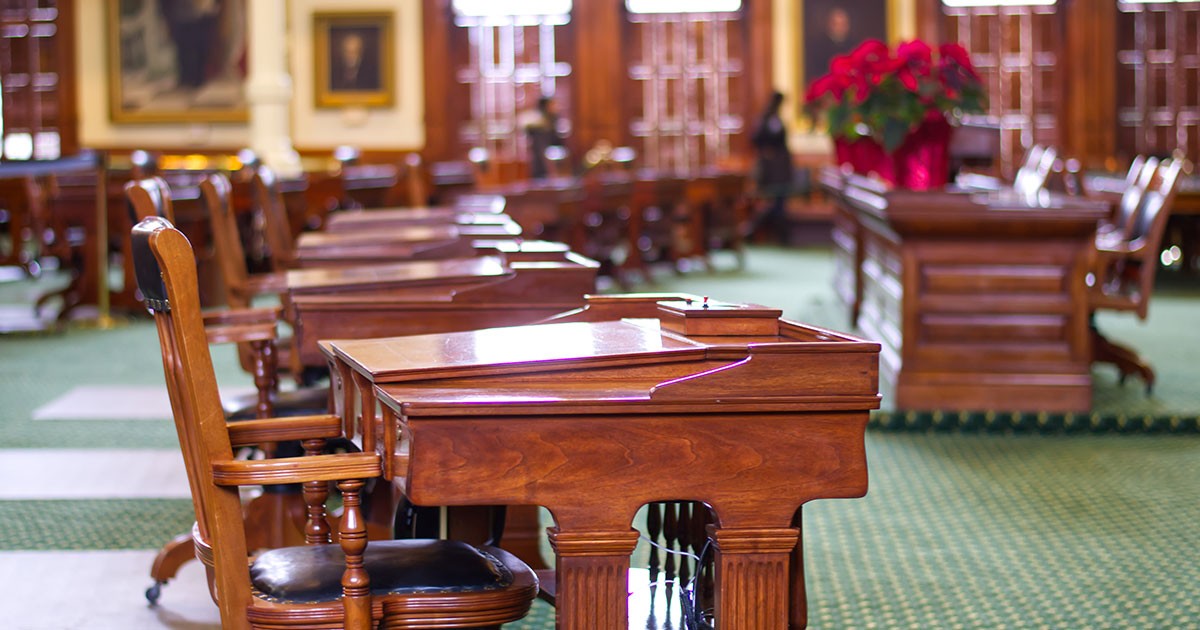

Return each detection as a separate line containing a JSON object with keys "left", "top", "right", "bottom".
{"left": 822, "top": 171, "right": 1109, "bottom": 412}
{"left": 321, "top": 295, "right": 880, "bottom": 630}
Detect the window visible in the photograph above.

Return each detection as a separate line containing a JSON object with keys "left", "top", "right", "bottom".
{"left": 0, "top": 0, "right": 73, "bottom": 161}
{"left": 941, "top": 0, "right": 1061, "bottom": 176}
{"left": 1116, "top": 0, "right": 1200, "bottom": 163}
{"left": 452, "top": 1, "right": 572, "bottom": 164}
{"left": 626, "top": 4, "right": 745, "bottom": 172}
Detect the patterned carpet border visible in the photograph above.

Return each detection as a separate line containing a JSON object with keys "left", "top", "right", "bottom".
{"left": 870, "top": 409, "right": 1200, "bottom": 434}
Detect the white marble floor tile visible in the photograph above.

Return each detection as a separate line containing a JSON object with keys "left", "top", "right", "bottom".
{"left": 0, "top": 449, "right": 191, "bottom": 499}
{"left": 0, "top": 550, "right": 220, "bottom": 629}
{"left": 32, "top": 385, "right": 256, "bottom": 421}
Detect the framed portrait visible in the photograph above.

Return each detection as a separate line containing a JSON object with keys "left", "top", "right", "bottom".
{"left": 313, "top": 12, "right": 396, "bottom": 109}
{"left": 800, "top": 0, "right": 889, "bottom": 94}
{"left": 107, "top": 0, "right": 248, "bottom": 123}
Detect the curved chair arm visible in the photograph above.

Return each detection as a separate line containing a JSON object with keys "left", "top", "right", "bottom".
{"left": 242, "top": 271, "right": 290, "bottom": 298}
{"left": 203, "top": 306, "right": 282, "bottom": 327}
{"left": 226, "top": 414, "right": 343, "bottom": 447}
{"left": 211, "top": 452, "right": 381, "bottom": 486}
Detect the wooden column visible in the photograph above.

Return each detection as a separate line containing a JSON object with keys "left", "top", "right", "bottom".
{"left": 571, "top": 0, "right": 626, "bottom": 154}
{"left": 1062, "top": 0, "right": 1116, "bottom": 168}
{"left": 709, "top": 526, "right": 801, "bottom": 630}
{"left": 247, "top": 0, "right": 301, "bottom": 176}
{"left": 548, "top": 527, "right": 640, "bottom": 630}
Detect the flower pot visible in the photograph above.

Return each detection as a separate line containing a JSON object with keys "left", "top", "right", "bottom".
{"left": 891, "top": 115, "right": 953, "bottom": 190}
{"left": 834, "top": 137, "right": 895, "bottom": 184}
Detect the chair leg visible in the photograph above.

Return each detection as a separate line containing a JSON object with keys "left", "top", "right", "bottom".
{"left": 1092, "top": 326, "right": 1156, "bottom": 394}
{"left": 146, "top": 531, "right": 196, "bottom": 605}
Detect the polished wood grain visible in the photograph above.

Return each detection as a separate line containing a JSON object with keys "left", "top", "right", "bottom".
{"left": 326, "top": 297, "right": 881, "bottom": 629}
{"left": 133, "top": 216, "right": 538, "bottom": 629}
{"left": 287, "top": 252, "right": 598, "bottom": 367}
{"left": 824, "top": 171, "right": 1109, "bottom": 412}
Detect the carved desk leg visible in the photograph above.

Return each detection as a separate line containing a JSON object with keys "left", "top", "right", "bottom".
{"left": 548, "top": 527, "right": 640, "bottom": 630}
{"left": 790, "top": 509, "right": 808, "bottom": 629}
{"left": 708, "top": 526, "right": 801, "bottom": 630}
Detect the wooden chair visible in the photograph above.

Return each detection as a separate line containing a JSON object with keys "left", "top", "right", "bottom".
{"left": 252, "top": 165, "right": 301, "bottom": 272}
{"left": 127, "top": 175, "right": 297, "bottom": 604}
{"left": 957, "top": 144, "right": 1057, "bottom": 196}
{"left": 1096, "top": 156, "right": 1156, "bottom": 240}
{"left": 1013, "top": 144, "right": 1057, "bottom": 197}
{"left": 126, "top": 175, "right": 296, "bottom": 401}
{"left": 1089, "top": 158, "right": 1185, "bottom": 392}
{"left": 132, "top": 215, "right": 538, "bottom": 629}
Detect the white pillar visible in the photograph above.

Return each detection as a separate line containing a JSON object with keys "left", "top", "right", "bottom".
{"left": 246, "top": 0, "right": 302, "bottom": 177}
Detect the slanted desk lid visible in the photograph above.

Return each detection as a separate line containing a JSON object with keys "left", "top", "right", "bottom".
{"left": 332, "top": 319, "right": 706, "bottom": 383}
{"left": 287, "top": 256, "right": 509, "bottom": 293}
{"left": 324, "top": 207, "right": 460, "bottom": 228}
{"left": 297, "top": 224, "right": 461, "bottom": 248}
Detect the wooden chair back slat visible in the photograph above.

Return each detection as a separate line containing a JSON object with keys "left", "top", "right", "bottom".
{"left": 131, "top": 218, "right": 253, "bottom": 624}
{"left": 200, "top": 173, "right": 251, "bottom": 308}
{"left": 252, "top": 165, "right": 297, "bottom": 271}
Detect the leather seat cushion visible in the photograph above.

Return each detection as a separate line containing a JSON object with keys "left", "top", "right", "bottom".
{"left": 250, "top": 539, "right": 514, "bottom": 604}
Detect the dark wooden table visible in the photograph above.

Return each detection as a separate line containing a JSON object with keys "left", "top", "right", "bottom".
{"left": 323, "top": 297, "right": 880, "bottom": 629}
{"left": 823, "top": 171, "right": 1109, "bottom": 412}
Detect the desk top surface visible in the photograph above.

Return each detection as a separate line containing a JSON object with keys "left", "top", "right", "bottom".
{"left": 327, "top": 297, "right": 881, "bottom": 414}
{"left": 286, "top": 256, "right": 509, "bottom": 292}
{"left": 297, "top": 224, "right": 461, "bottom": 247}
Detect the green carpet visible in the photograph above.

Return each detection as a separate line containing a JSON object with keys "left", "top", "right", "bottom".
{"left": 2, "top": 247, "right": 1198, "bottom": 628}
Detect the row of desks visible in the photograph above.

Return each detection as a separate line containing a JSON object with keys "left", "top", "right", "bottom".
{"left": 273, "top": 194, "right": 881, "bottom": 628}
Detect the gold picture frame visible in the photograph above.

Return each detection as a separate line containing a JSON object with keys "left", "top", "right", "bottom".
{"left": 313, "top": 12, "right": 396, "bottom": 109}
{"left": 107, "top": 0, "right": 248, "bottom": 123}
{"left": 795, "top": 0, "right": 898, "bottom": 128}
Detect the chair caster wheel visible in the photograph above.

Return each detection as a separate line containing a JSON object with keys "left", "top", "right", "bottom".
{"left": 146, "top": 581, "right": 164, "bottom": 606}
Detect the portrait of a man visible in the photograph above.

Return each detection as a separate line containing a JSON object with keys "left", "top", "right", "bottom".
{"left": 329, "top": 27, "right": 382, "bottom": 92}
{"left": 314, "top": 12, "right": 394, "bottom": 108}
{"left": 108, "top": 0, "right": 248, "bottom": 123}
{"left": 803, "top": 0, "right": 888, "bottom": 89}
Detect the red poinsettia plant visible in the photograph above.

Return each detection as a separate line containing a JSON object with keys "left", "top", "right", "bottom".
{"left": 805, "top": 39, "right": 987, "bottom": 152}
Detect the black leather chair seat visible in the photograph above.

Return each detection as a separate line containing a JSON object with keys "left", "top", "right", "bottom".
{"left": 250, "top": 539, "right": 514, "bottom": 604}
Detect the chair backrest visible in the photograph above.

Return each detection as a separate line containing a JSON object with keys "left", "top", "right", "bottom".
{"left": 251, "top": 165, "right": 296, "bottom": 271}
{"left": 200, "top": 173, "right": 251, "bottom": 309}
{"left": 402, "top": 152, "right": 430, "bottom": 206}
{"left": 1131, "top": 159, "right": 1184, "bottom": 318}
{"left": 1111, "top": 156, "right": 1159, "bottom": 239}
{"left": 1013, "top": 144, "right": 1056, "bottom": 197}
{"left": 1093, "top": 159, "right": 1185, "bottom": 320}
{"left": 125, "top": 176, "right": 176, "bottom": 224}
{"left": 130, "top": 216, "right": 253, "bottom": 616}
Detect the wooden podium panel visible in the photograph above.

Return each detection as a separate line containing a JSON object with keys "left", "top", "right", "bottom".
{"left": 823, "top": 172, "right": 1108, "bottom": 412}
{"left": 324, "top": 297, "right": 881, "bottom": 630}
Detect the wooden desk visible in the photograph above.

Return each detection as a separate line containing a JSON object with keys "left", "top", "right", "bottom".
{"left": 323, "top": 205, "right": 509, "bottom": 233}
{"left": 293, "top": 223, "right": 521, "bottom": 266}
{"left": 286, "top": 251, "right": 598, "bottom": 367}
{"left": 824, "top": 172, "right": 1108, "bottom": 412}
{"left": 325, "top": 298, "right": 880, "bottom": 629}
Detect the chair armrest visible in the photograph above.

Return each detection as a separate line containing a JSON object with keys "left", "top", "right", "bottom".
{"left": 202, "top": 307, "right": 280, "bottom": 344}
{"left": 202, "top": 307, "right": 282, "bottom": 327}
{"left": 244, "top": 271, "right": 289, "bottom": 296}
{"left": 204, "top": 322, "right": 276, "bottom": 345}
{"left": 211, "top": 452, "right": 381, "bottom": 486}
{"left": 227, "top": 414, "right": 343, "bottom": 447}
